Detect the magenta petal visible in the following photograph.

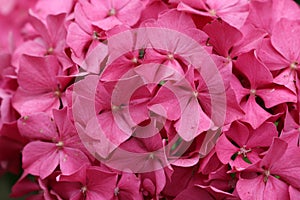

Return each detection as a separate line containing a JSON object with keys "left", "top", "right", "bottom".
{"left": 232, "top": 24, "right": 267, "bottom": 57}
{"left": 22, "top": 141, "right": 59, "bottom": 179}
{"left": 203, "top": 19, "right": 242, "bottom": 57}
{"left": 260, "top": 138, "right": 288, "bottom": 169}
{"left": 283, "top": 110, "right": 299, "bottom": 132}
{"left": 236, "top": 176, "right": 265, "bottom": 200}
{"left": 215, "top": 134, "right": 239, "bottom": 165}
{"left": 271, "top": 146, "right": 300, "bottom": 188}
{"left": 116, "top": 173, "right": 142, "bottom": 200}
{"left": 235, "top": 51, "right": 273, "bottom": 88}
{"left": 231, "top": 156, "right": 255, "bottom": 171}
{"left": 52, "top": 181, "right": 82, "bottom": 200}
{"left": 246, "top": 122, "right": 277, "bottom": 147}
{"left": 86, "top": 167, "right": 117, "bottom": 200}
{"left": 264, "top": 176, "right": 289, "bottom": 200}
{"left": 257, "top": 87, "right": 297, "bottom": 108}
{"left": 271, "top": 19, "right": 300, "bottom": 61}
{"left": 174, "top": 186, "right": 214, "bottom": 200}
{"left": 240, "top": 95, "right": 271, "bottom": 129}
{"left": 225, "top": 121, "right": 249, "bottom": 146}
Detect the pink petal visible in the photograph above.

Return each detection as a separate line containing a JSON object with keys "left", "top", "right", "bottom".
{"left": 80, "top": 42, "right": 108, "bottom": 74}
{"left": 257, "top": 38, "right": 290, "bottom": 71}
{"left": 52, "top": 108, "right": 76, "bottom": 138}
{"left": 175, "top": 96, "right": 212, "bottom": 141}
{"left": 116, "top": 0, "right": 144, "bottom": 27}
{"left": 29, "top": 13, "right": 51, "bottom": 44}
{"left": 247, "top": 0, "right": 300, "bottom": 33}
{"left": 271, "top": 19, "right": 300, "bottom": 61}
{"left": 66, "top": 22, "right": 91, "bottom": 58}
{"left": 46, "top": 13, "right": 67, "bottom": 45}
{"left": 18, "top": 55, "right": 60, "bottom": 92}
{"left": 149, "top": 86, "right": 181, "bottom": 121}
{"left": 22, "top": 141, "right": 59, "bottom": 179}
{"left": 18, "top": 112, "right": 58, "bottom": 140}
{"left": 289, "top": 186, "right": 300, "bottom": 200}
{"left": 13, "top": 88, "right": 61, "bottom": 116}
{"left": 59, "top": 147, "right": 90, "bottom": 176}
{"left": 273, "top": 68, "right": 297, "bottom": 93}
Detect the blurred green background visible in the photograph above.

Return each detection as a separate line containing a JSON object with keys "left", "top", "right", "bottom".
{"left": 0, "top": 173, "right": 23, "bottom": 200}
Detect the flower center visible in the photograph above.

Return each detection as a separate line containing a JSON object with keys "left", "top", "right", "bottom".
{"left": 114, "top": 187, "right": 119, "bottom": 196}
{"left": 47, "top": 47, "right": 54, "bottom": 54}
{"left": 263, "top": 169, "right": 270, "bottom": 183}
{"left": 193, "top": 91, "right": 199, "bottom": 98}
{"left": 290, "top": 62, "right": 298, "bottom": 70}
{"left": 92, "top": 31, "right": 100, "bottom": 40}
{"left": 112, "top": 104, "right": 124, "bottom": 111}
{"left": 250, "top": 89, "right": 256, "bottom": 96}
{"left": 81, "top": 186, "right": 87, "bottom": 193}
{"left": 167, "top": 53, "right": 174, "bottom": 60}
{"left": 149, "top": 153, "right": 155, "bottom": 159}
{"left": 209, "top": 9, "right": 217, "bottom": 16}
{"left": 54, "top": 89, "right": 61, "bottom": 98}
{"left": 237, "top": 145, "right": 251, "bottom": 157}
{"left": 56, "top": 141, "right": 64, "bottom": 148}
{"left": 108, "top": 8, "right": 116, "bottom": 16}
{"left": 132, "top": 57, "right": 138, "bottom": 63}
